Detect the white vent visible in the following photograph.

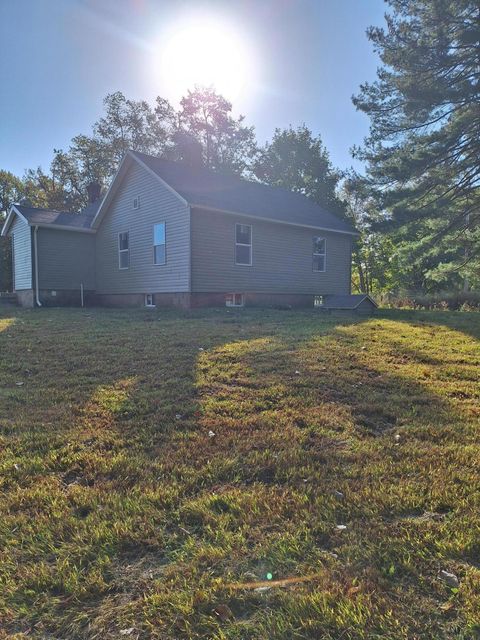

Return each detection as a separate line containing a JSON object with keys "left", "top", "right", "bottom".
{"left": 133, "top": 196, "right": 140, "bottom": 210}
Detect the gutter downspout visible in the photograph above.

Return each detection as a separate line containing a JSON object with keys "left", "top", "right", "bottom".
{"left": 34, "top": 225, "right": 42, "bottom": 307}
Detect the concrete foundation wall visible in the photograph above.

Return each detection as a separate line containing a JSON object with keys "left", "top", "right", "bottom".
{"left": 190, "top": 292, "right": 314, "bottom": 308}
{"left": 91, "top": 291, "right": 316, "bottom": 309}
{"left": 39, "top": 289, "right": 96, "bottom": 307}
{"left": 93, "top": 292, "right": 191, "bottom": 309}
{"left": 16, "top": 289, "right": 34, "bottom": 308}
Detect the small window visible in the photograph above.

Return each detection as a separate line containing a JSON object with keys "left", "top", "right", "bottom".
{"left": 235, "top": 223, "right": 252, "bottom": 266}
{"left": 153, "top": 222, "right": 166, "bottom": 265}
{"left": 313, "top": 236, "right": 326, "bottom": 272}
{"left": 314, "top": 295, "right": 325, "bottom": 307}
{"left": 118, "top": 232, "right": 129, "bottom": 269}
{"left": 145, "top": 293, "right": 155, "bottom": 307}
{"left": 226, "top": 293, "right": 244, "bottom": 307}
{"left": 133, "top": 196, "right": 140, "bottom": 210}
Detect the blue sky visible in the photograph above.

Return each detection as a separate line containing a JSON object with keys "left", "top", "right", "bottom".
{"left": 0, "top": 0, "right": 386, "bottom": 178}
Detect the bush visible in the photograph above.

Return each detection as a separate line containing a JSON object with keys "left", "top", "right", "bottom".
{"left": 382, "top": 291, "right": 480, "bottom": 311}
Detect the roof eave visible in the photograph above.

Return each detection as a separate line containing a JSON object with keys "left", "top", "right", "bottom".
{"left": 91, "top": 151, "right": 189, "bottom": 230}
{"left": 33, "top": 223, "right": 96, "bottom": 234}
{"left": 1, "top": 205, "right": 29, "bottom": 236}
{"left": 191, "top": 204, "right": 359, "bottom": 236}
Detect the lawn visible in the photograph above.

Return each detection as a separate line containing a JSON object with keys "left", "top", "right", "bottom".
{"left": 0, "top": 307, "right": 478, "bottom": 639}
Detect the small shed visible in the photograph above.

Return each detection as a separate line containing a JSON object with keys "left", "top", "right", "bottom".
{"left": 319, "top": 294, "right": 378, "bottom": 316}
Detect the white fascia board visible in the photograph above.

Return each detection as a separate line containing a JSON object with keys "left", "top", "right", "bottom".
{"left": 91, "top": 151, "right": 188, "bottom": 230}
{"left": 1, "top": 205, "right": 29, "bottom": 236}
{"left": 91, "top": 154, "right": 132, "bottom": 229}
{"left": 130, "top": 152, "right": 189, "bottom": 207}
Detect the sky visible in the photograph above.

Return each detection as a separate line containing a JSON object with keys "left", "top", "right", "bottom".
{"left": 0, "top": 0, "right": 386, "bottom": 178}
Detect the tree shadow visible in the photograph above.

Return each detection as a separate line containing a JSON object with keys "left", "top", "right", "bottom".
{"left": 378, "top": 308, "right": 480, "bottom": 341}
{"left": 1, "top": 307, "right": 477, "bottom": 638}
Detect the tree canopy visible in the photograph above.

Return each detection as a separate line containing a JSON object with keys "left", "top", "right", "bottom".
{"left": 254, "top": 125, "right": 345, "bottom": 217}
{"left": 353, "top": 0, "right": 480, "bottom": 290}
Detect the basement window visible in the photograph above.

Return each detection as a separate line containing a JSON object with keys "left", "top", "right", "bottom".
{"left": 314, "top": 295, "right": 325, "bottom": 308}
{"left": 145, "top": 293, "right": 155, "bottom": 308}
{"left": 226, "top": 293, "right": 244, "bottom": 307}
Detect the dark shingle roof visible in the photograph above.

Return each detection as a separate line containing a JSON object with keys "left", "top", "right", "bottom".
{"left": 132, "top": 151, "right": 356, "bottom": 234}
{"left": 14, "top": 203, "right": 99, "bottom": 230}
{"left": 323, "top": 294, "right": 378, "bottom": 309}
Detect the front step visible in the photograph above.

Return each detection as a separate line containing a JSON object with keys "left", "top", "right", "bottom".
{"left": 0, "top": 293, "right": 18, "bottom": 307}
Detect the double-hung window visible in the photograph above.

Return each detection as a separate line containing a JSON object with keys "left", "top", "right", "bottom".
{"left": 118, "top": 232, "right": 130, "bottom": 269}
{"left": 153, "top": 222, "right": 166, "bottom": 265}
{"left": 312, "top": 236, "right": 326, "bottom": 272}
{"left": 235, "top": 223, "right": 252, "bottom": 266}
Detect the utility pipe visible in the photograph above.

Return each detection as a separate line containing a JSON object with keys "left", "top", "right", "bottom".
{"left": 33, "top": 226, "right": 42, "bottom": 307}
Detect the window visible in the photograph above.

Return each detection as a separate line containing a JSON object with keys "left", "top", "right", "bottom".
{"left": 314, "top": 295, "right": 325, "bottom": 308}
{"left": 153, "top": 223, "right": 166, "bottom": 265}
{"left": 118, "top": 232, "right": 129, "bottom": 269}
{"left": 313, "top": 236, "right": 326, "bottom": 272}
{"left": 235, "top": 223, "right": 252, "bottom": 265}
{"left": 133, "top": 196, "right": 140, "bottom": 210}
{"left": 145, "top": 293, "right": 155, "bottom": 307}
{"left": 226, "top": 293, "right": 244, "bottom": 307}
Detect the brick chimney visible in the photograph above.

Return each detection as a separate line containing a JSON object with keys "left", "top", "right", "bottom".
{"left": 86, "top": 182, "right": 101, "bottom": 204}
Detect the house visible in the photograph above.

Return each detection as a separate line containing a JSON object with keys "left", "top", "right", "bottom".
{"left": 1, "top": 150, "right": 361, "bottom": 310}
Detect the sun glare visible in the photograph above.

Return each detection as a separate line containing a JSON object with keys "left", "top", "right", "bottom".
{"left": 159, "top": 19, "right": 252, "bottom": 101}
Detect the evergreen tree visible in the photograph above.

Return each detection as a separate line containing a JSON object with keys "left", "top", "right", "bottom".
{"left": 353, "top": 0, "right": 480, "bottom": 290}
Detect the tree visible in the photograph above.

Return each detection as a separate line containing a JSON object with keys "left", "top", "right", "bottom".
{"left": 353, "top": 0, "right": 480, "bottom": 290}
{"left": 93, "top": 92, "right": 176, "bottom": 169}
{"left": 177, "top": 86, "right": 257, "bottom": 173}
{"left": 254, "top": 125, "right": 345, "bottom": 217}
{"left": 0, "top": 171, "right": 25, "bottom": 291}
{"left": 341, "top": 173, "right": 396, "bottom": 294}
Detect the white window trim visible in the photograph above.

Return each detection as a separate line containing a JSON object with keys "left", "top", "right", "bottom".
{"left": 313, "top": 236, "right": 327, "bottom": 273}
{"left": 145, "top": 293, "right": 155, "bottom": 308}
{"left": 226, "top": 293, "right": 245, "bottom": 307}
{"left": 235, "top": 223, "right": 253, "bottom": 266}
{"left": 118, "top": 231, "right": 130, "bottom": 270}
{"left": 153, "top": 222, "right": 166, "bottom": 266}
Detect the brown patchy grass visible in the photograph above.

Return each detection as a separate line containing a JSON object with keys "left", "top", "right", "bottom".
{"left": 0, "top": 307, "right": 478, "bottom": 639}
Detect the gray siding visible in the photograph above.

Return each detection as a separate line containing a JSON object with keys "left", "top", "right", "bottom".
{"left": 191, "top": 208, "right": 352, "bottom": 294}
{"left": 11, "top": 216, "right": 32, "bottom": 290}
{"left": 37, "top": 228, "right": 96, "bottom": 290}
{"left": 95, "top": 162, "right": 190, "bottom": 294}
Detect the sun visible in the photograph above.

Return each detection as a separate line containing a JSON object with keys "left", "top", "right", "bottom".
{"left": 159, "top": 19, "right": 252, "bottom": 101}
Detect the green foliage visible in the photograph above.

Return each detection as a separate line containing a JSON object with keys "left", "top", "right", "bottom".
{"left": 254, "top": 125, "right": 345, "bottom": 217}
{"left": 177, "top": 86, "right": 258, "bottom": 173}
{"left": 341, "top": 173, "right": 397, "bottom": 295}
{"left": 353, "top": 0, "right": 480, "bottom": 290}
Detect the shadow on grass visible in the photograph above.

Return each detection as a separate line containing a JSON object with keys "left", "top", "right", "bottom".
{"left": 0, "top": 307, "right": 478, "bottom": 639}
{"left": 378, "top": 308, "right": 480, "bottom": 340}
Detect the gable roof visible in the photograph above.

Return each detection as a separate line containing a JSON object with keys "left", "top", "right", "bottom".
{"left": 322, "top": 294, "right": 378, "bottom": 309}
{"left": 92, "top": 151, "right": 357, "bottom": 235}
{"left": 130, "top": 151, "right": 356, "bottom": 235}
{"left": 1, "top": 202, "right": 100, "bottom": 236}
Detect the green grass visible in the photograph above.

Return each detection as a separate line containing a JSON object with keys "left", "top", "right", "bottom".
{"left": 0, "top": 306, "right": 479, "bottom": 639}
